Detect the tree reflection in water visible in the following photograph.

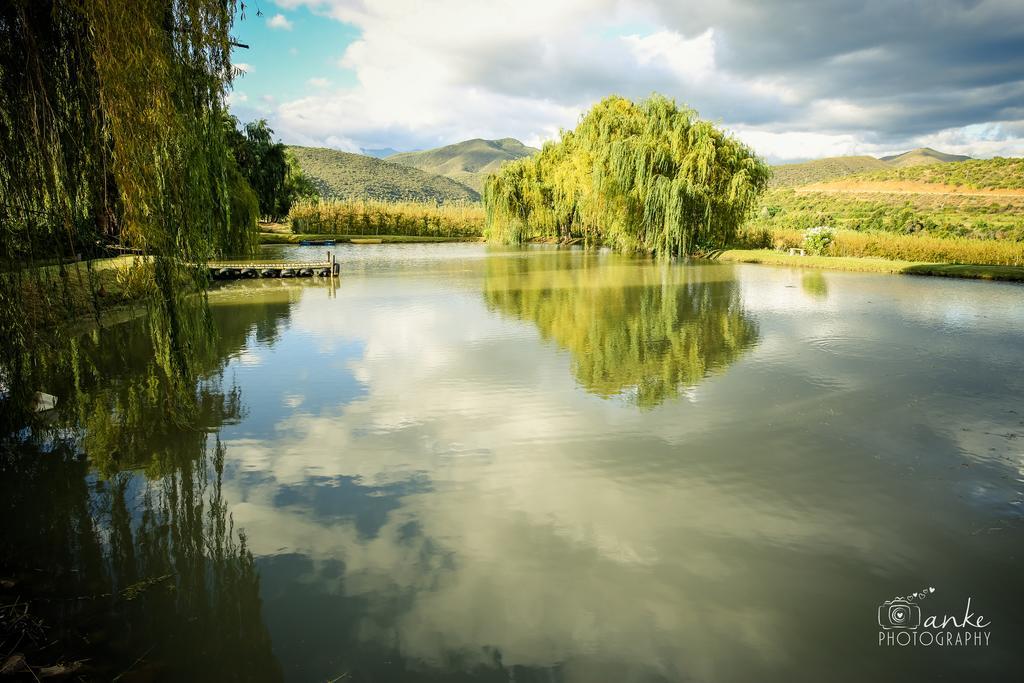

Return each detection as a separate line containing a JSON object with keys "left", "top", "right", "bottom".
{"left": 484, "top": 252, "right": 759, "bottom": 407}
{"left": 0, "top": 288, "right": 301, "bottom": 681}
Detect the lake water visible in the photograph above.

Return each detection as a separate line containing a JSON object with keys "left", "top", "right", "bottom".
{"left": 4, "top": 244, "right": 1023, "bottom": 682}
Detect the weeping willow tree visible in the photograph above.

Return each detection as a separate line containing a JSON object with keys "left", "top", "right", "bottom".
{"left": 0, "top": 0, "right": 255, "bottom": 431}
{"left": 484, "top": 94, "right": 771, "bottom": 255}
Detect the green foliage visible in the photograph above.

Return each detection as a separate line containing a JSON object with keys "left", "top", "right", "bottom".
{"left": 484, "top": 95, "right": 771, "bottom": 255}
{"left": 229, "top": 118, "right": 288, "bottom": 219}
{"left": 803, "top": 226, "right": 835, "bottom": 255}
{"left": 224, "top": 117, "right": 315, "bottom": 220}
{"left": 748, "top": 187, "right": 1024, "bottom": 241}
{"left": 387, "top": 137, "right": 539, "bottom": 191}
{"left": 227, "top": 159, "right": 260, "bottom": 254}
{"left": 284, "top": 149, "right": 318, "bottom": 207}
{"left": 0, "top": 0, "right": 246, "bottom": 428}
{"left": 289, "top": 199, "right": 484, "bottom": 238}
{"left": 287, "top": 145, "right": 480, "bottom": 202}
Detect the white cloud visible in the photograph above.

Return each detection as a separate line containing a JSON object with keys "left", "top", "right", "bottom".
{"left": 307, "top": 77, "right": 331, "bottom": 88}
{"left": 267, "top": 13, "right": 294, "bottom": 30}
{"left": 911, "top": 122, "right": 1024, "bottom": 159}
{"left": 234, "top": 62, "right": 253, "bottom": 73}
{"left": 622, "top": 29, "right": 716, "bottom": 83}
{"left": 732, "top": 121, "right": 1024, "bottom": 164}
{"left": 264, "top": 0, "right": 757, "bottom": 151}
{"left": 214, "top": 265, "right": 981, "bottom": 677}
{"left": 250, "top": 0, "right": 1024, "bottom": 159}
{"left": 730, "top": 129, "right": 877, "bottom": 163}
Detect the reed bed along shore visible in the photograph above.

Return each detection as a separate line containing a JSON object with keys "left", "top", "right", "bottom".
{"left": 289, "top": 199, "right": 485, "bottom": 238}
{"left": 735, "top": 226, "right": 1024, "bottom": 266}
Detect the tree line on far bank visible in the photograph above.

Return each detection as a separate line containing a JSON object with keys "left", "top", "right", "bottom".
{"left": 225, "top": 116, "right": 316, "bottom": 226}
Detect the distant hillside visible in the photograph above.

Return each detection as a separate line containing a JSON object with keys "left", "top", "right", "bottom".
{"left": 287, "top": 146, "right": 479, "bottom": 203}
{"left": 360, "top": 147, "right": 399, "bottom": 159}
{"left": 770, "top": 156, "right": 889, "bottom": 188}
{"left": 855, "top": 156, "right": 1024, "bottom": 190}
{"left": 752, "top": 156, "right": 1024, "bottom": 244}
{"left": 770, "top": 147, "right": 973, "bottom": 188}
{"left": 387, "top": 138, "right": 539, "bottom": 191}
{"left": 880, "top": 147, "right": 971, "bottom": 167}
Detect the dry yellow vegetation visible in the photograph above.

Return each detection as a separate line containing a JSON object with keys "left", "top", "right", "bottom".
{"left": 289, "top": 198, "right": 485, "bottom": 238}
{"left": 737, "top": 226, "right": 1024, "bottom": 266}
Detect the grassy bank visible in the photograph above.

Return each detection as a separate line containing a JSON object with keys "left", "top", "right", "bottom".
{"left": 737, "top": 225, "right": 1024, "bottom": 266}
{"left": 717, "top": 249, "right": 1024, "bottom": 282}
{"left": 10, "top": 257, "right": 152, "bottom": 329}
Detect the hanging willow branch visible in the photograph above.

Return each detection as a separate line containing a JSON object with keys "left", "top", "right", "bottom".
{"left": 483, "top": 94, "right": 771, "bottom": 255}
{"left": 0, "top": 0, "right": 249, "bottom": 433}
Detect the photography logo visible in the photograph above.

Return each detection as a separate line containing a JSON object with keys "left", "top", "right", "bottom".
{"left": 878, "top": 587, "right": 932, "bottom": 631}
{"left": 877, "top": 586, "right": 991, "bottom": 647}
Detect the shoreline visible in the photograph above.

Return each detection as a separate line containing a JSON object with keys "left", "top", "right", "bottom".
{"left": 261, "top": 234, "right": 1024, "bottom": 283}
{"left": 716, "top": 249, "right": 1024, "bottom": 282}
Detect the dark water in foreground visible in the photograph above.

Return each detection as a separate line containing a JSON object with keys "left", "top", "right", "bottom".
{"left": 3, "top": 244, "right": 1023, "bottom": 682}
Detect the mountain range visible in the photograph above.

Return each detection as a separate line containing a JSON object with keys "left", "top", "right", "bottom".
{"left": 770, "top": 147, "right": 973, "bottom": 187}
{"left": 287, "top": 145, "right": 480, "bottom": 203}
{"left": 385, "top": 138, "right": 539, "bottom": 191}
{"left": 288, "top": 138, "right": 979, "bottom": 201}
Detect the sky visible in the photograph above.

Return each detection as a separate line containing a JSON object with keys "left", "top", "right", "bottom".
{"left": 227, "top": 0, "right": 1024, "bottom": 163}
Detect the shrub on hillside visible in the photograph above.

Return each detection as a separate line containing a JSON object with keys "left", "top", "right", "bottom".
{"left": 804, "top": 226, "right": 835, "bottom": 255}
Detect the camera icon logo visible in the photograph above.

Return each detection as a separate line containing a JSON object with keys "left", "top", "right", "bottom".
{"left": 878, "top": 598, "right": 922, "bottom": 630}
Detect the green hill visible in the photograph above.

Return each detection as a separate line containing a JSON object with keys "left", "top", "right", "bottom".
{"left": 856, "top": 156, "right": 1024, "bottom": 190}
{"left": 287, "top": 146, "right": 479, "bottom": 202}
{"left": 360, "top": 147, "right": 399, "bottom": 159}
{"left": 770, "top": 156, "right": 890, "bottom": 187}
{"left": 880, "top": 147, "right": 972, "bottom": 167}
{"left": 387, "top": 138, "right": 539, "bottom": 191}
{"left": 770, "top": 147, "right": 975, "bottom": 188}
{"left": 751, "top": 156, "right": 1024, "bottom": 244}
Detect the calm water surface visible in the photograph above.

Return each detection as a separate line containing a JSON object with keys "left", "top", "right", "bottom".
{"left": 6, "top": 244, "right": 1024, "bottom": 682}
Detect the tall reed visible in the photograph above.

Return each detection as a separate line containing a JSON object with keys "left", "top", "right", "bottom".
{"left": 734, "top": 226, "right": 1024, "bottom": 266}
{"left": 288, "top": 198, "right": 485, "bottom": 238}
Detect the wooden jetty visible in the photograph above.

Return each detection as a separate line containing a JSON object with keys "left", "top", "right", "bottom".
{"left": 207, "top": 252, "right": 339, "bottom": 280}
